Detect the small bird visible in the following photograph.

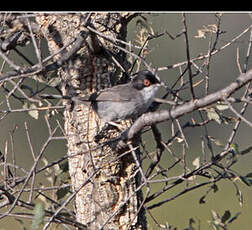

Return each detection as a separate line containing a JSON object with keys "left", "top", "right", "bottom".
{"left": 42, "top": 70, "right": 163, "bottom": 126}
{"left": 73, "top": 70, "right": 163, "bottom": 123}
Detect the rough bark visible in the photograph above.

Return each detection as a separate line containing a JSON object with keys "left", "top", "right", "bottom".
{"left": 35, "top": 13, "right": 146, "bottom": 230}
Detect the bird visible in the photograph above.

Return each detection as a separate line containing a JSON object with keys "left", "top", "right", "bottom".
{"left": 72, "top": 70, "right": 163, "bottom": 124}
{"left": 41, "top": 70, "right": 164, "bottom": 132}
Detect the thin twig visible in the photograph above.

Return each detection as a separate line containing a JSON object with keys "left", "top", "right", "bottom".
{"left": 9, "top": 125, "right": 18, "bottom": 183}
{"left": 243, "top": 27, "right": 252, "bottom": 72}
{"left": 236, "top": 47, "right": 242, "bottom": 74}
{"left": 0, "top": 123, "right": 59, "bottom": 220}
{"left": 119, "top": 69, "right": 252, "bottom": 147}
{"left": 157, "top": 24, "right": 252, "bottom": 72}
{"left": 224, "top": 97, "right": 252, "bottom": 128}
{"left": 26, "top": 14, "right": 42, "bottom": 69}
{"left": 224, "top": 27, "right": 252, "bottom": 150}
{"left": 0, "top": 49, "right": 21, "bottom": 71}
{"left": 42, "top": 169, "right": 99, "bottom": 230}
{"left": 147, "top": 177, "right": 221, "bottom": 210}
{"left": 182, "top": 13, "right": 195, "bottom": 99}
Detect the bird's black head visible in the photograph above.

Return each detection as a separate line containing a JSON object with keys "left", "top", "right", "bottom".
{"left": 132, "top": 70, "right": 161, "bottom": 90}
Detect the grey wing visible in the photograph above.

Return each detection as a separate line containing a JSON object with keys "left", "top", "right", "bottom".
{"left": 90, "top": 84, "right": 138, "bottom": 102}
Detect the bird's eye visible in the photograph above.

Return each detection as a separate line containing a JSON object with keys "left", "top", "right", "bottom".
{"left": 143, "top": 79, "right": 151, "bottom": 87}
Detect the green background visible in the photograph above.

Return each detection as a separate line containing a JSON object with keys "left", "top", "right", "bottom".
{"left": 0, "top": 13, "right": 252, "bottom": 230}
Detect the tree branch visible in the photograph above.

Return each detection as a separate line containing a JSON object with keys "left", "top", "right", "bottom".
{"left": 182, "top": 13, "right": 195, "bottom": 99}
{"left": 0, "top": 31, "right": 89, "bottom": 83}
{"left": 119, "top": 69, "right": 252, "bottom": 146}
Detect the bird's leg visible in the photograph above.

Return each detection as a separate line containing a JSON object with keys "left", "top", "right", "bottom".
{"left": 107, "top": 121, "right": 125, "bottom": 131}
{"left": 94, "top": 121, "right": 124, "bottom": 142}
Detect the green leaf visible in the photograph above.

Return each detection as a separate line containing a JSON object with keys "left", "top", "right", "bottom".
{"left": 230, "top": 143, "right": 239, "bottom": 155}
{"left": 245, "top": 172, "right": 252, "bottom": 178}
{"left": 220, "top": 115, "right": 235, "bottom": 124}
{"left": 211, "top": 184, "right": 218, "bottom": 193}
{"left": 211, "top": 209, "right": 221, "bottom": 222}
{"left": 59, "top": 160, "right": 69, "bottom": 172}
{"left": 211, "top": 222, "right": 220, "bottom": 230}
{"left": 227, "top": 212, "right": 241, "bottom": 223}
{"left": 195, "top": 29, "right": 207, "bottom": 39}
{"left": 195, "top": 24, "right": 217, "bottom": 39}
{"left": 15, "top": 218, "right": 28, "bottom": 230}
{"left": 47, "top": 76, "right": 62, "bottom": 87}
{"left": 239, "top": 176, "right": 252, "bottom": 186}
{"left": 136, "top": 18, "right": 154, "bottom": 35}
{"left": 56, "top": 186, "right": 70, "bottom": 200}
{"left": 208, "top": 136, "right": 224, "bottom": 147}
{"left": 215, "top": 102, "right": 229, "bottom": 111}
{"left": 236, "top": 187, "right": 243, "bottom": 207}
{"left": 221, "top": 210, "right": 231, "bottom": 223}
{"left": 23, "top": 103, "right": 39, "bottom": 120}
{"left": 240, "top": 145, "right": 252, "bottom": 156}
{"left": 28, "top": 104, "right": 39, "bottom": 120}
{"left": 31, "top": 203, "right": 45, "bottom": 230}
{"left": 199, "top": 195, "right": 206, "bottom": 204}
{"left": 206, "top": 108, "right": 222, "bottom": 124}
{"left": 192, "top": 157, "right": 200, "bottom": 169}
{"left": 188, "top": 218, "right": 196, "bottom": 230}
{"left": 58, "top": 171, "right": 71, "bottom": 184}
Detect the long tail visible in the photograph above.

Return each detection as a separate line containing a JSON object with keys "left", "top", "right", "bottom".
{"left": 40, "top": 94, "right": 91, "bottom": 106}
{"left": 40, "top": 94, "right": 72, "bottom": 100}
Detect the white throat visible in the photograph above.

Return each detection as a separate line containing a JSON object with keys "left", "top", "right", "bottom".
{"left": 140, "top": 84, "right": 160, "bottom": 105}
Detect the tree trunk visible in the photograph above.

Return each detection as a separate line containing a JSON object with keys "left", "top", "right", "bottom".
{"left": 36, "top": 13, "right": 146, "bottom": 230}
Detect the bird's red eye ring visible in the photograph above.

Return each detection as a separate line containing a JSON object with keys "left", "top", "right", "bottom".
{"left": 143, "top": 79, "right": 151, "bottom": 87}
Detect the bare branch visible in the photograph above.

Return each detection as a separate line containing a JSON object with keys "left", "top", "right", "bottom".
{"left": 1, "top": 13, "right": 251, "bottom": 230}
{"left": 157, "top": 24, "right": 252, "bottom": 72}
{"left": 223, "top": 97, "right": 252, "bottom": 128}
{"left": 182, "top": 13, "right": 195, "bottom": 99}
{"left": 0, "top": 30, "right": 89, "bottom": 83}
{"left": 120, "top": 69, "right": 252, "bottom": 145}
